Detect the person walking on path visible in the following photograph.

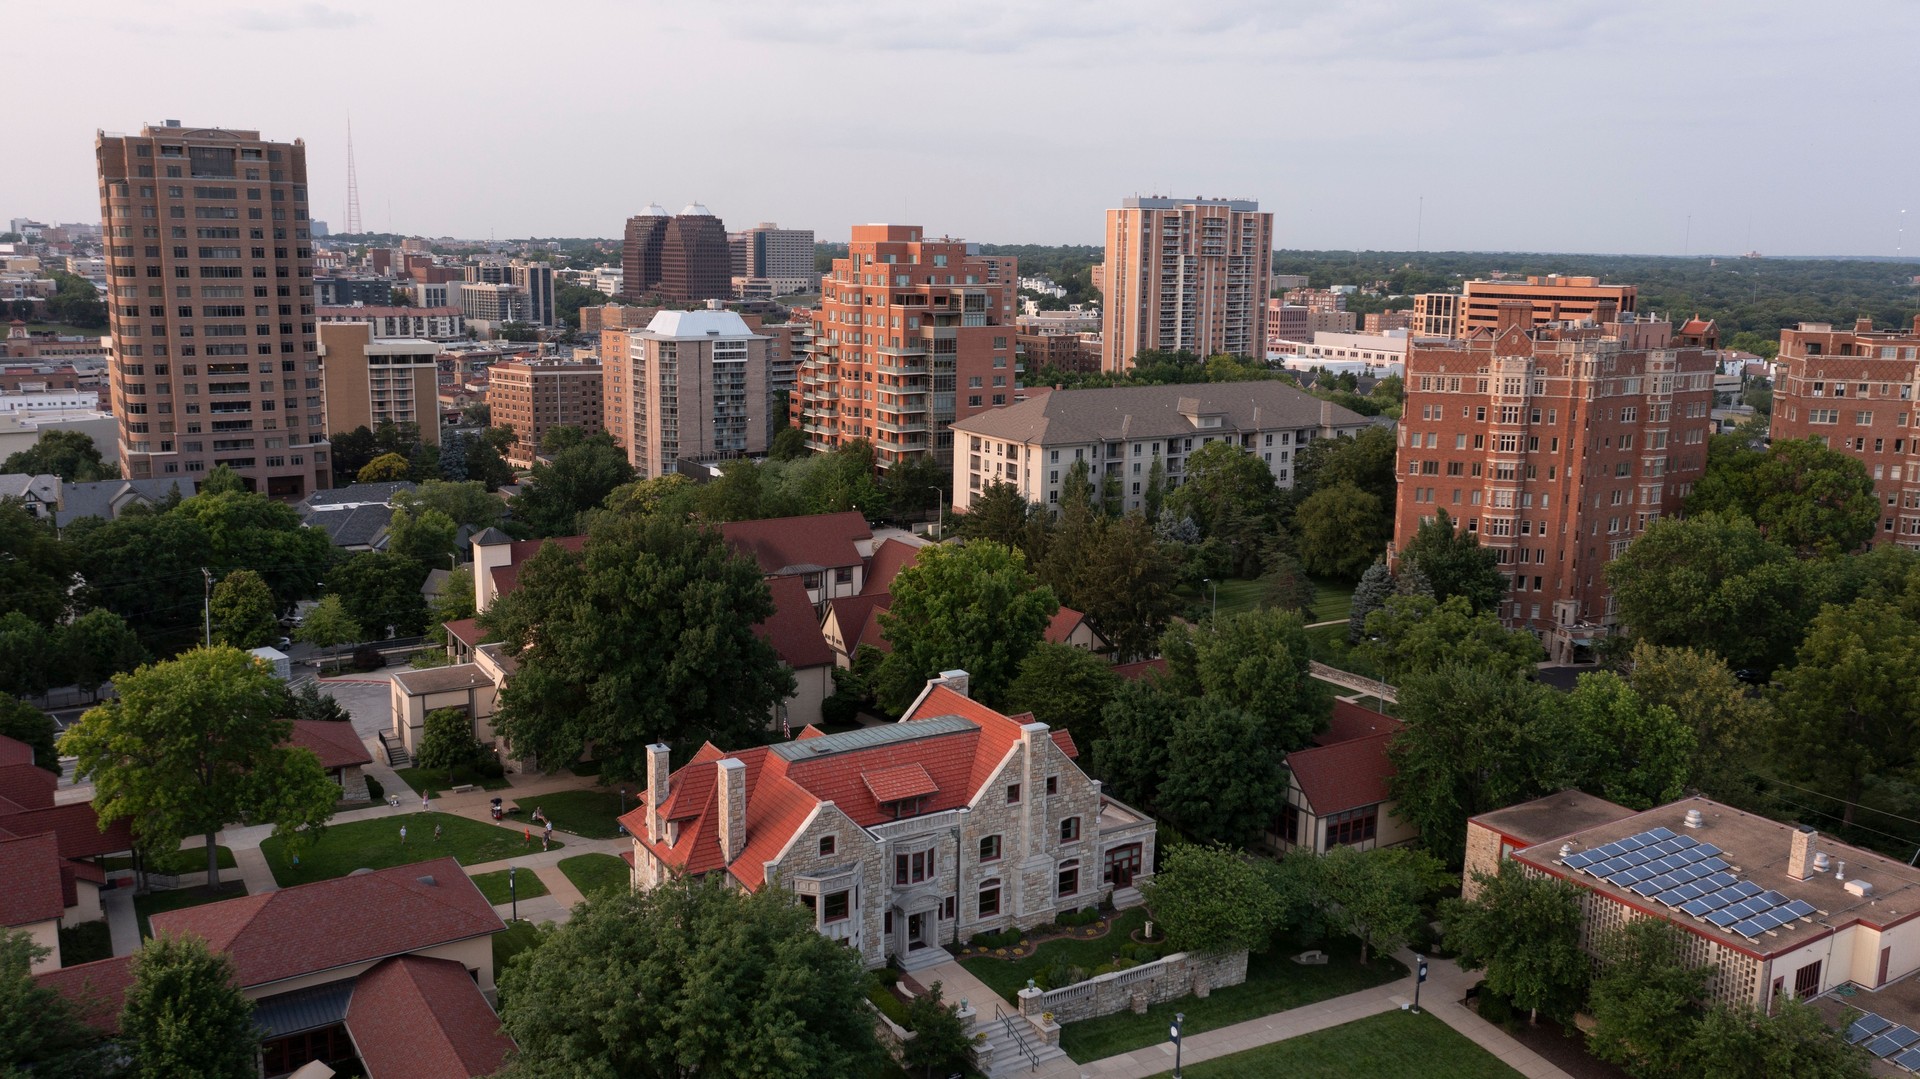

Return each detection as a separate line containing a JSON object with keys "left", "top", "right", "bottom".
{"left": 421, "top": 794, "right": 430, "bottom": 813}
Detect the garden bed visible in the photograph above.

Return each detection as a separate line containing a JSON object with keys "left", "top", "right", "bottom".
{"left": 957, "top": 908, "right": 1145, "bottom": 1000}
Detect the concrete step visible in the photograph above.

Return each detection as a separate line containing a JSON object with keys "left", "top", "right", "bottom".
{"left": 897, "top": 944, "right": 953, "bottom": 973}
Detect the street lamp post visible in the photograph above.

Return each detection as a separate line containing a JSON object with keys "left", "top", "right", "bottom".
{"left": 927, "top": 486, "right": 943, "bottom": 542}
{"left": 1171, "top": 1011, "right": 1185, "bottom": 1078}
{"left": 509, "top": 865, "right": 518, "bottom": 922}
{"left": 1202, "top": 578, "right": 1216, "bottom": 623}
{"left": 1412, "top": 954, "right": 1428, "bottom": 1014}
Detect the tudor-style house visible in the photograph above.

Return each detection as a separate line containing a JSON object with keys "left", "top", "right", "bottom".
{"left": 619, "top": 671, "right": 1158, "bottom": 970}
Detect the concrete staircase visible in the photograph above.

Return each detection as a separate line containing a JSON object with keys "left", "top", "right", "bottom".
{"left": 897, "top": 943, "right": 953, "bottom": 974}
{"left": 978, "top": 1005, "right": 1070, "bottom": 1077}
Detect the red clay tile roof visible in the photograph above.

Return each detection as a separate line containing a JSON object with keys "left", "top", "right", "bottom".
{"left": 1316, "top": 701, "right": 1404, "bottom": 747}
{"left": 443, "top": 618, "right": 483, "bottom": 648}
{"left": 754, "top": 575, "right": 834, "bottom": 670}
{"left": 633, "top": 683, "right": 1064, "bottom": 891}
{"left": 0, "top": 734, "right": 33, "bottom": 768}
{"left": 345, "top": 955, "right": 516, "bottom": 1079}
{"left": 721, "top": 511, "right": 872, "bottom": 576}
{"left": 793, "top": 725, "right": 827, "bottom": 741}
{"left": 862, "top": 763, "right": 940, "bottom": 804}
{"left": 1049, "top": 730, "right": 1079, "bottom": 760}
{"left": 861, "top": 537, "right": 921, "bottom": 596}
{"left": 489, "top": 535, "right": 588, "bottom": 598}
{"left": 0, "top": 832, "right": 63, "bottom": 927}
{"left": 0, "top": 763, "right": 56, "bottom": 811}
{"left": 1287, "top": 733, "right": 1397, "bottom": 816}
{"left": 289, "top": 720, "right": 374, "bottom": 772}
{"left": 1044, "top": 607, "right": 1092, "bottom": 644}
{"left": 1111, "top": 658, "right": 1167, "bottom": 682}
{"left": 149, "top": 857, "right": 503, "bottom": 990}
{"left": 0, "top": 803, "right": 133, "bottom": 860}
{"left": 35, "top": 956, "right": 135, "bottom": 1033}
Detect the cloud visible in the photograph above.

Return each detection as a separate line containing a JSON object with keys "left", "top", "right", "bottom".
{"left": 234, "top": 3, "right": 362, "bottom": 32}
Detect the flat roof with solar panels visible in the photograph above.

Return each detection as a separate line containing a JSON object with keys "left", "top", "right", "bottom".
{"left": 1513, "top": 796, "right": 1920, "bottom": 959}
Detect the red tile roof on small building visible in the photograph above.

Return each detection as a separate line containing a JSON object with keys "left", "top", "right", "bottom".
{"left": 149, "top": 857, "right": 503, "bottom": 990}
{"left": 1044, "top": 608, "right": 1089, "bottom": 644}
{"left": 443, "top": 617, "right": 483, "bottom": 649}
{"left": 1111, "top": 657, "right": 1168, "bottom": 682}
{"left": 1287, "top": 734, "right": 1397, "bottom": 816}
{"left": 345, "top": 955, "right": 516, "bottom": 1079}
{"left": 1316, "top": 700, "right": 1404, "bottom": 747}
{"left": 621, "top": 684, "right": 1062, "bottom": 891}
{"left": 754, "top": 575, "right": 834, "bottom": 670}
{"left": 0, "top": 832, "right": 64, "bottom": 927}
{"left": 487, "top": 535, "right": 588, "bottom": 598}
{"left": 289, "top": 720, "right": 374, "bottom": 772}
{"left": 720, "top": 510, "right": 872, "bottom": 576}
{"left": 34, "top": 956, "right": 135, "bottom": 1033}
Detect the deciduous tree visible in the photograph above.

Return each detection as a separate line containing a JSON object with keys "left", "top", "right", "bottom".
{"left": 417, "top": 707, "right": 486, "bottom": 788}
{"left": 324, "top": 552, "right": 430, "bottom": 638}
{"left": 209, "top": 569, "right": 278, "bottom": 649}
{"left": 1587, "top": 919, "right": 1711, "bottom": 1078}
{"left": 1005, "top": 642, "right": 1122, "bottom": 746}
{"left": 1675, "top": 998, "right": 1872, "bottom": 1079}
{"left": 874, "top": 542, "right": 1058, "bottom": 714}
{"left": 1308, "top": 845, "right": 1449, "bottom": 964}
{"left": 510, "top": 432, "right": 636, "bottom": 537}
{"left": 394, "top": 479, "right": 505, "bottom": 532}
{"left": 120, "top": 934, "right": 260, "bottom": 1079}
{"left": 1560, "top": 672, "right": 1695, "bottom": 810}
{"left": 0, "top": 930, "right": 114, "bottom": 1078}
{"left": 1396, "top": 508, "right": 1504, "bottom": 613}
{"left": 1166, "top": 440, "right": 1281, "bottom": 537}
{"left": 294, "top": 594, "right": 363, "bottom": 654}
{"left": 898, "top": 981, "right": 974, "bottom": 1079}
{"left": 1090, "top": 679, "right": 1181, "bottom": 814}
{"left": 1625, "top": 641, "right": 1772, "bottom": 803}
{"left": 385, "top": 506, "right": 459, "bottom": 567}
{"left": 1, "top": 428, "right": 115, "bottom": 481}
{"left": 1293, "top": 482, "right": 1389, "bottom": 579}
{"left": 1360, "top": 594, "right": 1542, "bottom": 684}
{"left": 58, "top": 608, "right": 146, "bottom": 699}
{"left": 1155, "top": 699, "right": 1290, "bottom": 846}
{"left": 0, "top": 500, "right": 71, "bottom": 626}
{"left": 1771, "top": 597, "right": 1920, "bottom": 824}
{"left": 356, "top": 452, "right": 411, "bottom": 483}
{"left": 0, "top": 696, "right": 59, "bottom": 773}
{"left": 1689, "top": 435, "right": 1878, "bottom": 555}
{"left": 495, "top": 876, "right": 882, "bottom": 1079}
{"left": 59, "top": 647, "right": 337, "bottom": 889}
{"left": 1144, "top": 843, "right": 1284, "bottom": 955}
{"left": 1166, "top": 608, "right": 1322, "bottom": 750}
{"left": 1443, "top": 861, "right": 1587, "bottom": 1023}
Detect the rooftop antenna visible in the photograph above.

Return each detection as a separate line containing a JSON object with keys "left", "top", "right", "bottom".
{"left": 1416, "top": 195, "right": 1424, "bottom": 253}
{"left": 344, "top": 115, "right": 363, "bottom": 235}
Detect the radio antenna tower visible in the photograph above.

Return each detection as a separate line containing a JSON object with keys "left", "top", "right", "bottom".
{"left": 344, "top": 116, "right": 364, "bottom": 235}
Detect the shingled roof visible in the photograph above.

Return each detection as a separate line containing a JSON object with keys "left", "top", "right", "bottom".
{"left": 345, "top": 955, "right": 516, "bottom": 1079}
{"left": 289, "top": 720, "right": 374, "bottom": 772}
{"left": 0, "top": 833, "right": 63, "bottom": 927}
{"left": 721, "top": 510, "right": 871, "bottom": 575}
{"left": 754, "top": 575, "right": 834, "bottom": 669}
{"left": 149, "top": 857, "right": 503, "bottom": 990}
{"left": 1285, "top": 702, "right": 1403, "bottom": 817}
{"left": 34, "top": 956, "right": 135, "bottom": 1033}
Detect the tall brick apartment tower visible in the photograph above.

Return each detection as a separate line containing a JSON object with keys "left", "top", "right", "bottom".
{"left": 96, "top": 121, "right": 330, "bottom": 497}
{"left": 620, "top": 203, "right": 669, "bottom": 301}
{"left": 1770, "top": 315, "right": 1920, "bottom": 544}
{"left": 791, "top": 225, "right": 1019, "bottom": 471}
{"left": 1099, "top": 197, "right": 1273, "bottom": 373}
{"left": 1393, "top": 303, "right": 1715, "bottom": 661}
{"left": 657, "top": 205, "right": 731, "bottom": 303}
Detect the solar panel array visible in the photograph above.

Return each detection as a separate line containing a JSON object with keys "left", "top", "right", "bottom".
{"left": 1561, "top": 826, "right": 1817, "bottom": 941}
{"left": 1848, "top": 1012, "right": 1920, "bottom": 1068}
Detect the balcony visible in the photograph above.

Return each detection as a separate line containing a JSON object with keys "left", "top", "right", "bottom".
{"left": 874, "top": 418, "right": 929, "bottom": 435}
{"left": 876, "top": 360, "right": 927, "bottom": 376}
{"left": 875, "top": 342, "right": 929, "bottom": 356}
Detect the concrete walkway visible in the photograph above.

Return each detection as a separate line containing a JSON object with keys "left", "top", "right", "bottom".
{"left": 970, "top": 948, "right": 1574, "bottom": 1079}
{"left": 103, "top": 886, "right": 140, "bottom": 957}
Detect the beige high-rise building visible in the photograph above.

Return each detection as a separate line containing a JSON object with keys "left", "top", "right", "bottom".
{"left": 95, "top": 121, "right": 329, "bottom": 497}
{"left": 316, "top": 322, "right": 441, "bottom": 442}
{"left": 487, "top": 359, "right": 603, "bottom": 468}
{"left": 603, "top": 309, "right": 771, "bottom": 478}
{"left": 1099, "top": 197, "right": 1273, "bottom": 373}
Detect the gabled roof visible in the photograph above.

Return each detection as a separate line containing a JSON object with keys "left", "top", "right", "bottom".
{"left": 825, "top": 593, "right": 889, "bottom": 653}
{"left": 34, "top": 956, "right": 135, "bottom": 1033}
{"left": 0, "top": 734, "right": 34, "bottom": 767}
{"left": 1111, "top": 657, "right": 1168, "bottom": 682}
{"left": 149, "top": 857, "right": 503, "bottom": 990}
{"left": 487, "top": 534, "right": 588, "bottom": 598}
{"left": 1045, "top": 607, "right": 1093, "bottom": 644}
{"left": 302, "top": 503, "right": 396, "bottom": 548}
{"left": 861, "top": 537, "right": 922, "bottom": 596}
{"left": 0, "top": 802, "right": 134, "bottom": 861}
{"left": 721, "top": 511, "right": 871, "bottom": 576}
{"left": 345, "top": 955, "right": 516, "bottom": 1079}
{"left": 754, "top": 575, "right": 834, "bottom": 670}
{"left": 289, "top": 720, "right": 374, "bottom": 772}
{"left": 52, "top": 477, "right": 196, "bottom": 526}
{"left": 1286, "top": 733, "right": 1397, "bottom": 816}
{"left": 0, "top": 832, "right": 63, "bottom": 927}
{"left": 1316, "top": 700, "right": 1403, "bottom": 746}
{"left": 624, "top": 683, "right": 1066, "bottom": 891}
{"left": 0, "top": 762, "right": 55, "bottom": 811}
{"left": 443, "top": 618, "right": 484, "bottom": 649}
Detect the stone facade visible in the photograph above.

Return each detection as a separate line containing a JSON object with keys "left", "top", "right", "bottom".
{"left": 1017, "top": 949, "right": 1250, "bottom": 1025}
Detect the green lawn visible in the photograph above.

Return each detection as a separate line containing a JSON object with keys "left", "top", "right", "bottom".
{"left": 1306, "top": 575, "right": 1356, "bottom": 624}
{"left": 21, "top": 322, "right": 105, "bottom": 339}
{"left": 103, "top": 844, "right": 236, "bottom": 876}
{"left": 135, "top": 883, "right": 246, "bottom": 938}
{"left": 1179, "top": 575, "right": 1354, "bottom": 625}
{"left": 470, "top": 868, "right": 550, "bottom": 905}
{"left": 59, "top": 921, "right": 113, "bottom": 965}
{"left": 515, "top": 789, "right": 629, "bottom": 840}
{"left": 491, "top": 919, "right": 546, "bottom": 980}
{"left": 1304, "top": 622, "right": 1385, "bottom": 680}
{"left": 1058, "top": 933, "right": 1407, "bottom": 1061}
{"left": 558, "top": 853, "right": 630, "bottom": 899}
{"left": 1143, "top": 1009, "right": 1521, "bottom": 1078}
{"left": 961, "top": 909, "right": 1148, "bottom": 1002}
{"left": 259, "top": 812, "right": 562, "bottom": 886}
{"left": 389, "top": 765, "right": 510, "bottom": 800}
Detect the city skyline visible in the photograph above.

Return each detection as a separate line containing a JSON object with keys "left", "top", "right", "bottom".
{"left": 16, "top": 0, "right": 1920, "bottom": 256}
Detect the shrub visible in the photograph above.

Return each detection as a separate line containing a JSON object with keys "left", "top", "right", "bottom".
{"left": 365, "top": 775, "right": 385, "bottom": 804}
{"left": 1477, "top": 987, "right": 1514, "bottom": 1027}
{"left": 866, "top": 978, "right": 911, "bottom": 1029}
{"left": 350, "top": 646, "right": 385, "bottom": 671}
{"left": 474, "top": 754, "right": 505, "bottom": 779}
{"left": 969, "top": 928, "right": 1022, "bottom": 950}
{"left": 1057, "top": 906, "right": 1103, "bottom": 927}
{"left": 1034, "top": 960, "right": 1088, "bottom": 991}
{"left": 819, "top": 694, "right": 859, "bottom": 727}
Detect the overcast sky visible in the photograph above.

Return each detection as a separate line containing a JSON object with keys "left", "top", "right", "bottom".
{"left": 18, "top": 1, "right": 1920, "bottom": 256}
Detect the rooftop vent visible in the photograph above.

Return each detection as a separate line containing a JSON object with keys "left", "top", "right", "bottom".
{"left": 1683, "top": 809, "right": 1704, "bottom": 829}
{"left": 1845, "top": 879, "right": 1873, "bottom": 898}
{"left": 1814, "top": 851, "right": 1831, "bottom": 873}
{"left": 416, "top": 875, "right": 437, "bottom": 887}
{"left": 1558, "top": 842, "right": 1574, "bottom": 860}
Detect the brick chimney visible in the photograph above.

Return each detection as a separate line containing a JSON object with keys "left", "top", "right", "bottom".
{"left": 1911, "top": 314, "right": 1920, "bottom": 335}
{"left": 1495, "top": 300, "right": 1532, "bottom": 336}
{"left": 645, "top": 743, "right": 671, "bottom": 844}
{"left": 1787, "top": 824, "right": 1818, "bottom": 881}
{"left": 716, "top": 758, "right": 747, "bottom": 865}
{"left": 1855, "top": 316, "right": 1874, "bottom": 333}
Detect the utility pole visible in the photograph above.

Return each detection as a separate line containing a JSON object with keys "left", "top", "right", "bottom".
{"left": 202, "top": 568, "right": 214, "bottom": 648}
{"left": 928, "top": 486, "right": 943, "bottom": 542}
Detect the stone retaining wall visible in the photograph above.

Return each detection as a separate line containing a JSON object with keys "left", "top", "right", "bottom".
{"left": 1016, "top": 948, "right": 1249, "bottom": 1026}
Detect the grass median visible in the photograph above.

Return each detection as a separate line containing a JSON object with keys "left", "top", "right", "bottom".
{"left": 260, "top": 811, "right": 562, "bottom": 886}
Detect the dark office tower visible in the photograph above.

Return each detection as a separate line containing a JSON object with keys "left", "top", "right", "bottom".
{"left": 620, "top": 202, "right": 669, "bottom": 301}
{"left": 658, "top": 204, "right": 731, "bottom": 303}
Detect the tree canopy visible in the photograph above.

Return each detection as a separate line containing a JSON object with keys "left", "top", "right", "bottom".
{"left": 1395, "top": 508, "right": 1505, "bottom": 613}
{"left": 509, "top": 430, "right": 638, "bottom": 537}
{"left": 1144, "top": 843, "right": 1284, "bottom": 955}
{"left": 209, "top": 569, "right": 279, "bottom": 648}
{"left": 120, "top": 934, "right": 261, "bottom": 1079}
{"left": 1, "top": 429, "right": 116, "bottom": 481}
{"left": 1443, "top": 860, "right": 1589, "bottom": 1023}
{"left": 873, "top": 541, "right": 1058, "bottom": 714}
{"left": 1689, "top": 436, "right": 1878, "bottom": 555}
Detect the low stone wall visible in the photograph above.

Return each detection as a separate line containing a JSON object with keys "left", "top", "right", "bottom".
{"left": 1016, "top": 948, "right": 1250, "bottom": 1026}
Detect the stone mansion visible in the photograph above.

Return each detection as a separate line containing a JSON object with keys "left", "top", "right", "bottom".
{"left": 618, "top": 671, "right": 1158, "bottom": 970}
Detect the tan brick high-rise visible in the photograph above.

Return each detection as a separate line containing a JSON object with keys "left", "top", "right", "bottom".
{"left": 96, "top": 121, "right": 329, "bottom": 497}
{"left": 601, "top": 309, "right": 772, "bottom": 479}
{"left": 1771, "top": 315, "right": 1920, "bottom": 544}
{"left": 791, "top": 225, "right": 1020, "bottom": 470}
{"left": 1393, "top": 304, "right": 1715, "bottom": 661}
{"left": 1100, "top": 197, "right": 1273, "bottom": 373}
{"left": 486, "top": 359, "right": 603, "bottom": 468}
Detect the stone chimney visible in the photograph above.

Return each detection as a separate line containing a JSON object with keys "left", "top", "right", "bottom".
{"left": 1787, "top": 824, "right": 1818, "bottom": 881}
{"left": 716, "top": 758, "right": 747, "bottom": 865}
{"left": 645, "top": 743, "right": 671, "bottom": 844}
{"left": 938, "top": 669, "right": 970, "bottom": 699}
